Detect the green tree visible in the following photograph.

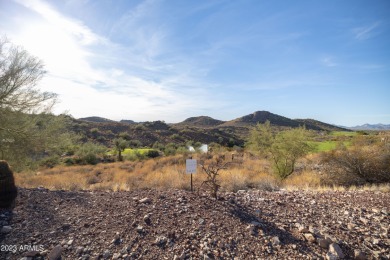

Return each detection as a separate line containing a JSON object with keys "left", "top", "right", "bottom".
{"left": 247, "top": 121, "right": 312, "bottom": 179}
{"left": 113, "top": 138, "right": 128, "bottom": 161}
{"left": 0, "top": 37, "right": 74, "bottom": 170}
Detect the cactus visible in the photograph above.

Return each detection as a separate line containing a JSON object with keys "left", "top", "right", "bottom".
{"left": 0, "top": 160, "right": 17, "bottom": 209}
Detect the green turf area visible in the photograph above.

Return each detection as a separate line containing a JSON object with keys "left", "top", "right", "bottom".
{"left": 330, "top": 131, "right": 358, "bottom": 137}
{"left": 309, "top": 141, "right": 351, "bottom": 152}
{"left": 107, "top": 148, "right": 156, "bottom": 156}
{"left": 121, "top": 148, "right": 155, "bottom": 155}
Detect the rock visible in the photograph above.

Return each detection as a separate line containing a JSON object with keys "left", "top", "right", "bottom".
{"left": 48, "top": 245, "right": 62, "bottom": 260}
{"left": 318, "top": 238, "right": 331, "bottom": 249}
{"left": 154, "top": 236, "right": 168, "bottom": 246}
{"left": 67, "top": 239, "right": 74, "bottom": 245}
{"left": 22, "top": 251, "right": 41, "bottom": 257}
{"left": 324, "top": 234, "right": 336, "bottom": 244}
{"left": 329, "top": 243, "right": 344, "bottom": 259}
{"left": 112, "top": 252, "right": 121, "bottom": 259}
{"left": 326, "top": 252, "right": 338, "bottom": 260}
{"left": 76, "top": 246, "right": 84, "bottom": 255}
{"left": 246, "top": 223, "right": 259, "bottom": 236}
{"left": 139, "top": 197, "right": 151, "bottom": 203}
{"left": 347, "top": 223, "right": 355, "bottom": 230}
{"left": 173, "top": 251, "right": 186, "bottom": 260}
{"left": 0, "top": 161, "right": 18, "bottom": 209}
{"left": 354, "top": 250, "right": 367, "bottom": 260}
{"left": 112, "top": 237, "right": 121, "bottom": 245}
{"left": 304, "top": 233, "right": 316, "bottom": 243}
{"left": 136, "top": 225, "right": 144, "bottom": 233}
{"left": 1, "top": 225, "right": 12, "bottom": 233}
{"left": 102, "top": 250, "right": 111, "bottom": 259}
{"left": 271, "top": 236, "right": 281, "bottom": 246}
{"left": 309, "top": 226, "right": 320, "bottom": 235}
{"left": 296, "top": 223, "right": 309, "bottom": 233}
{"left": 359, "top": 217, "right": 368, "bottom": 225}
{"left": 143, "top": 214, "right": 151, "bottom": 225}
{"left": 203, "top": 253, "right": 212, "bottom": 260}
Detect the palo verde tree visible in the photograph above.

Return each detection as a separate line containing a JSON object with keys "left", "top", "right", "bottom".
{"left": 0, "top": 36, "right": 73, "bottom": 170}
{"left": 113, "top": 138, "right": 129, "bottom": 161}
{"left": 247, "top": 121, "right": 313, "bottom": 179}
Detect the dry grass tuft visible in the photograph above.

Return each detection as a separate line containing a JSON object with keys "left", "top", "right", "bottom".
{"left": 283, "top": 171, "right": 322, "bottom": 190}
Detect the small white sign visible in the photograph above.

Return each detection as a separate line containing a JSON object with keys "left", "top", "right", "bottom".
{"left": 186, "top": 159, "right": 197, "bottom": 174}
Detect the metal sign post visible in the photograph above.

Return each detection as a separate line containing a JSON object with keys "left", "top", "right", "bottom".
{"left": 186, "top": 158, "right": 197, "bottom": 192}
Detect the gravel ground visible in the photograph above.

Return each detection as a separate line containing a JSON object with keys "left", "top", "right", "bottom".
{"left": 1, "top": 188, "right": 389, "bottom": 260}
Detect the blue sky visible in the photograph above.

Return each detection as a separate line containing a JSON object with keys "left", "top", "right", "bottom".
{"left": 1, "top": 0, "right": 389, "bottom": 126}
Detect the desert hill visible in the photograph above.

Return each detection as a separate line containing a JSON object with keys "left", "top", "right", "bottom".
{"left": 221, "top": 111, "right": 301, "bottom": 128}
{"left": 176, "top": 116, "right": 225, "bottom": 128}
{"left": 72, "top": 111, "right": 349, "bottom": 147}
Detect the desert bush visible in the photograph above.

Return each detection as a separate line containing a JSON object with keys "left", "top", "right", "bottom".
{"left": 146, "top": 149, "right": 160, "bottom": 158}
{"left": 163, "top": 143, "right": 178, "bottom": 156}
{"left": 63, "top": 157, "right": 75, "bottom": 166}
{"left": 129, "top": 140, "right": 143, "bottom": 148}
{"left": 134, "top": 124, "right": 146, "bottom": 131}
{"left": 76, "top": 142, "right": 107, "bottom": 165}
{"left": 86, "top": 175, "right": 101, "bottom": 185}
{"left": 39, "top": 155, "right": 60, "bottom": 168}
{"left": 321, "top": 142, "right": 390, "bottom": 185}
{"left": 118, "top": 132, "right": 131, "bottom": 140}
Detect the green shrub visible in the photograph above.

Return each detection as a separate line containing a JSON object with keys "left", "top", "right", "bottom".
{"left": 39, "top": 155, "right": 60, "bottom": 168}
{"left": 146, "top": 150, "right": 160, "bottom": 158}
{"left": 76, "top": 142, "right": 106, "bottom": 165}
{"left": 63, "top": 157, "right": 75, "bottom": 166}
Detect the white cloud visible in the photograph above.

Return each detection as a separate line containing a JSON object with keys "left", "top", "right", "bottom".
{"left": 3, "top": 0, "right": 224, "bottom": 122}
{"left": 15, "top": 0, "right": 106, "bottom": 45}
{"left": 352, "top": 22, "right": 380, "bottom": 40}
{"left": 320, "top": 56, "right": 338, "bottom": 67}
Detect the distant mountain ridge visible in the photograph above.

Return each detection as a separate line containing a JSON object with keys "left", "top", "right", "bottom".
{"left": 73, "top": 111, "right": 354, "bottom": 148}
{"left": 78, "top": 111, "right": 350, "bottom": 132}
{"left": 347, "top": 124, "right": 390, "bottom": 131}
{"left": 79, "top": 116, "right": 115, "bottom": 123}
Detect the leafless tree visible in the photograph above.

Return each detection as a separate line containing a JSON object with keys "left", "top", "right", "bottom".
{"left": 199, "top": 157, "right": 231, "bottom": 199}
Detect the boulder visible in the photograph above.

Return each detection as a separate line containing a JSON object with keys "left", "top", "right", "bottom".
{"left": 0, "top": 161, "right": 17, "bottom": 209}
